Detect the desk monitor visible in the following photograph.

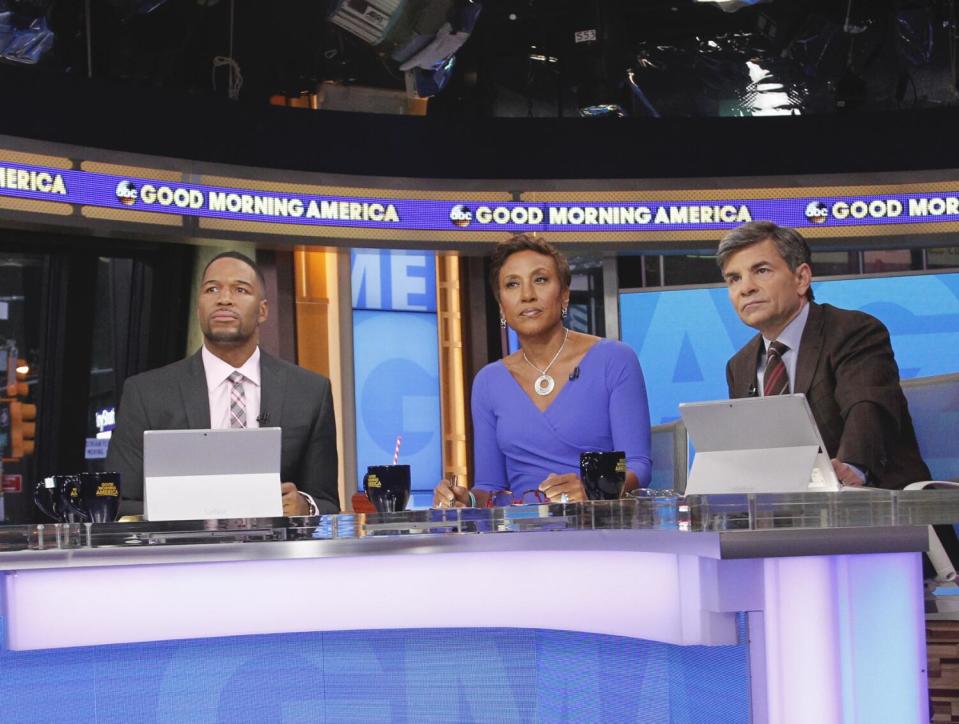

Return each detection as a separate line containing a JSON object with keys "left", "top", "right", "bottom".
{"left": 143, "top": 427, "right": 283, "bottom": 521}
{"left": 679, "top": 394, "right": 841, "bottom": 495}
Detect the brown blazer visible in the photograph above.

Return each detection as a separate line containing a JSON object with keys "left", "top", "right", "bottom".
{"left": 725, "top": 302, "right": 930, "bottom": 489}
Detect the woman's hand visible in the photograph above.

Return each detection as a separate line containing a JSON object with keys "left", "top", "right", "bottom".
{"left": 539, "top": 473, "right": 589, "bottom": 503}
{"left": 433, "top": 479, "right": 471, "bottom": 508}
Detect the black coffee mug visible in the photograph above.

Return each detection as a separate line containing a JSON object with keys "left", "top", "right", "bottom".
{"left": 62, "top": 472, "right": 122, "bottom": 523}
{"left": 580, "top": 451, "right": 627, "bottom": 500}
{"left": 34, "top": 474, "right": 85, "bottom": 523}
{"left": 364, "top": 465, "right": 411, "bottom": 513}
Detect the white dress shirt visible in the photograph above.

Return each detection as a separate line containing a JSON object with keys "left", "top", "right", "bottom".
{"left": 202, "top": 345, "right": 261, "bottom": 428}
{"left": 756, "top": 301, "right": 809, "bottom": 395}
{"left": 200, "top": 345, "right": 319, "bottom": 513}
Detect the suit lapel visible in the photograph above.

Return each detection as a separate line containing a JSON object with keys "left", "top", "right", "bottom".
{"left": 794, "top": 302, "right": 823, "bottom": 395}
{"left": 733, "top": 335, "right": 764, "bottom": 397}
{"left": 181, "top": 351, "right": 211, "bottom": 429}
{"left": 258, "top": 351, "right": 286, "bottom": 428}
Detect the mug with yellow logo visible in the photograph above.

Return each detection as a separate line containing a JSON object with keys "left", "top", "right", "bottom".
{"left": 62, "top": 472, "right": 122, "bottom": 523}
{"left": 34, "top": 474, "right": 84, "bottom": 523}
{"left": 363, "top": 465, "right": 411, "bottom": 513}
{"left": 579, "top": 451, "right": 627, "bottom": 500}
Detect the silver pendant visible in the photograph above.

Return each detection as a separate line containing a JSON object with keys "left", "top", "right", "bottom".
{"left": 534, "top": 374, "right": 555, "bottom": 396}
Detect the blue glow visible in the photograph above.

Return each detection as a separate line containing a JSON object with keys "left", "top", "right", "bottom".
{"left": 350, "top": 249, "right": 436, "bottom": 312}
{"left": 620, "top": 272, "right": 959, "bottom": 425}
{"left": 353, "top": 310, "right": 441, "bottom": 492}
{"left": 813, "top": 274, "right": 959, "bottom": 380}
{"left": 351, "top": 248, "right": 442, "bottom": 494}
{"left": 0, "top": 628, "right": 749, "bottom": 722}
{"left": 620, "top": 286, "right": 745, "bottom": 424}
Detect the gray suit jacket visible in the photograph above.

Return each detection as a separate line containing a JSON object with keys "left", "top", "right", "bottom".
{"left": 725, "top": 302, "right": 930, "bottom": 489}
{"left": 106, "top": 350, "right": 339, "bottom": 514}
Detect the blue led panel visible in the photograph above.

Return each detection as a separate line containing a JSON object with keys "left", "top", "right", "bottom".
{"left": 351, "top": 249, "right": 442, "bottom": 493}
{"left": 620, "top": 286, "right": 747, "bottom": 425}
{"left": 813, "top": 273, "right": 959, "bottom": 380}
{"left": 351, "top": 249, "right": 437, "bottom": 312}
{"left": 0, "top": 628, "right": 749, "bottom": 723}
{"left": 620, "top": 272, "right": 959, "bottom": 425}
{"left": 352, "top": 309, "right": 441, "bottom": 492}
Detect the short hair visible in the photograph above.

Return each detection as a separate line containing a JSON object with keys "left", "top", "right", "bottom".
{"left": 488, "top": 233, "right": 572, "bottom": 302}
{"left": 716, "top": 221, "right": 815, "bottom": 301}
{"left": 201, "top": 250, "right": 267, "bottom": 297}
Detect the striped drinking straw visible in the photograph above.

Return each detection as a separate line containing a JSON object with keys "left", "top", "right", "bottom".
{"left": 392, "top": 435, "right": 402, "bottom": 465}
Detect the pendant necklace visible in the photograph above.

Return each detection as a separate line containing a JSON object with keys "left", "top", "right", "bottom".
{"left": 522, "top": 328, "right": 569, "bottom": 397}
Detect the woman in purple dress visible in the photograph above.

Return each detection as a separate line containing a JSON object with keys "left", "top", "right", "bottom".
{"left": 434, "top": 234, "right": 652, "bottom": 507}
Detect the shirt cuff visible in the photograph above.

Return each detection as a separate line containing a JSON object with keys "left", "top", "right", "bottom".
{"left": 298, "top": 491, "right": 319, "bottom": 516}
{"left": 844, "top": 463, "right": 868, "bottom": 485}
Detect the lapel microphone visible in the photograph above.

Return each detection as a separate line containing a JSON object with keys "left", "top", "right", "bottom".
{"left": 747, "top": 383, "right": 758, "bottom": 397}
{"left": 256, "top": 412, "right": 270, "bottom": 424}
{"left": 569, "top": 366, "right": 580, "bottom": 381}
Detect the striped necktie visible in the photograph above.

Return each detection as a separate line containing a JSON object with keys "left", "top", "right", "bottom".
{"left": 228, "top": 371, "right": 247, "bottom": 428}
{"left": 763, "top": 340, "right": 790, "bottom": 396}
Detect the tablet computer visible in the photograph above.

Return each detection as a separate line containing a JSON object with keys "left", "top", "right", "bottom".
{"left": 679, "top": 394, "right": 841, "bottom": 495}
{"left": 143, "top": 427, "right": 283, "bottom": 521}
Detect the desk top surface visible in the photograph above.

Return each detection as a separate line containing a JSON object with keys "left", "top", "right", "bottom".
{"left": 0, "top": 489, "right": 953, "bottom": 570}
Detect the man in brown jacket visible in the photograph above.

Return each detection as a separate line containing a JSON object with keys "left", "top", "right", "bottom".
{"left": 718, "top": 220, "right": 930, "bottom": 489}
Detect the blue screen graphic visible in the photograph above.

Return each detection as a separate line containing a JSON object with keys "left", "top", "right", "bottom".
{"left": 351, "top": 249, "right": 437, "bottom": 312}
{"left": 620, "top": 272, "right": 959, "bottom": 425}
{"left": 353, "top": 310, "right": 441, "bottom": 492}
{"left": 0, "top": 628, "right": 749, "bottom": 723}
{"left": 351, "top": 249, "right": 442, "bottom": 493}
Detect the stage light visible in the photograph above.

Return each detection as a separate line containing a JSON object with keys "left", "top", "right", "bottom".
{"left": 694, "top": 0, "right": 772, "bottom": 11}
{"left": 0, "top": 1, "right": 55, "bottom": 65}
{"left": 328, "top": 0, "right": 481, "bottom": 98}
{"left": 101, "top": 0, "right": 171, "bottom": 16}
{"left": 579, "top": 103, "right": 625, "bottom": 118}
{"left": 569, "top": 0, "right": 628, "bottom": 117}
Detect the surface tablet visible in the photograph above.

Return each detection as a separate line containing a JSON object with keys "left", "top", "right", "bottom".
{"left": 143, "top": 427, "right": 283, "bottom": 520}
{"left": 679, "top": 394, "right": 841, "bottom": 495}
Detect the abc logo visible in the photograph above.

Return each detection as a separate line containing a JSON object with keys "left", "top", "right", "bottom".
{"left": 115, "top": 180, "right": 139, "bottom": 206}
{"left": 805, "top": 201, "right": 829, "bottom": 224}
{"left": 449, "top": 204, "right": 472, "bottom": 227}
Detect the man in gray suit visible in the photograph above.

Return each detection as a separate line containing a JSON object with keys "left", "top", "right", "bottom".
{"left": 106, "top": 251, "right": 339, "bottom": 516}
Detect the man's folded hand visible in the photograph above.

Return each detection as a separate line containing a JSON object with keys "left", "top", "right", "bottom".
{"left": 281, "top": 482, "right": 310, "bottom": 516}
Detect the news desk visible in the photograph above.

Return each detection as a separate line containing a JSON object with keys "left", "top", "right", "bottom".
{"left": 0, "top": 491, "right": 951, "bottom": 724}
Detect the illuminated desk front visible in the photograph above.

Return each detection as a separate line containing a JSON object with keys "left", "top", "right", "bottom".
{"left": 0, "top": 491, "right": 950, "bottom": 724}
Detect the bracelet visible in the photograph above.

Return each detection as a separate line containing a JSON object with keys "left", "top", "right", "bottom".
{"left": 467, "top": 491, "right": 477, "bottom": 508}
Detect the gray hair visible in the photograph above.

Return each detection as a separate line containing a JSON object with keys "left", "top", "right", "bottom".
{"left": 716, "top": 221, "right": 814, "bottom": 301}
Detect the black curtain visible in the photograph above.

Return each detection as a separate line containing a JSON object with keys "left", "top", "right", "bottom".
{"left": 0, "top": 229, "right": 195, "bottom": 522}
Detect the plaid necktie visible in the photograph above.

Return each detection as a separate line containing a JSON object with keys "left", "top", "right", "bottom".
{"left": 763, "top": 340, "right": 790, "bottom": 396}
{"left": 228, "top": 371, "right": 247, "bottom": 428}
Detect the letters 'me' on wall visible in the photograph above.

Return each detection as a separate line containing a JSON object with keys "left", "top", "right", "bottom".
{"left": 620, "top": 272, "right": 959, "bottom": 426}
{"left": 351, "top": 250, "right": 441, "bottom": 492}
